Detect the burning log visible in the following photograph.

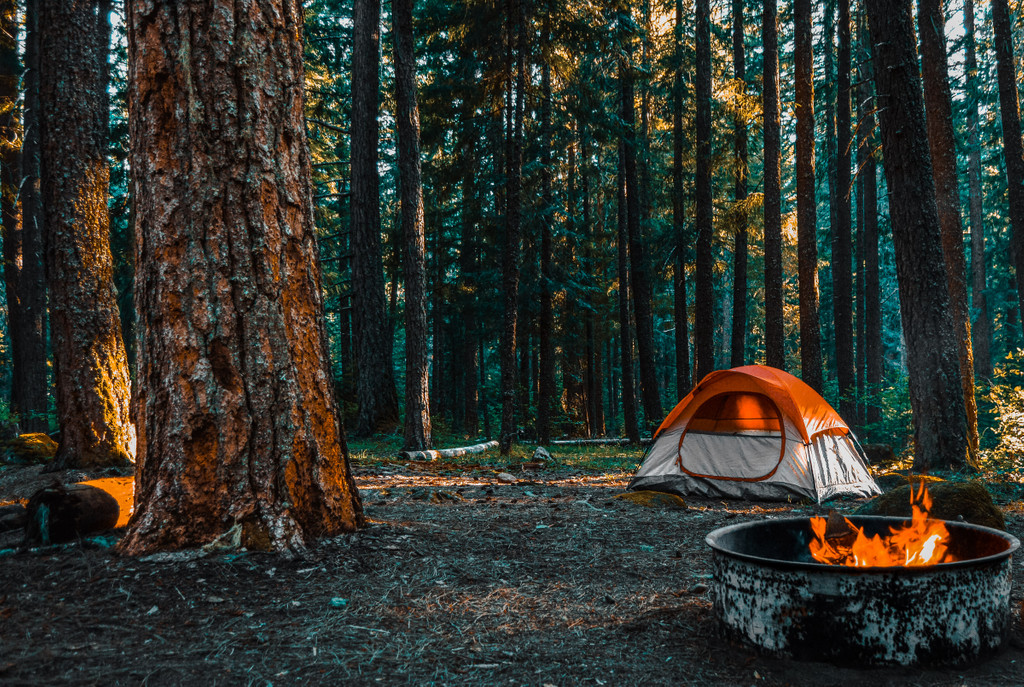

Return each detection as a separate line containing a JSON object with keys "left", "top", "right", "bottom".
{"left": 22, "top": 483, "right": 120, "bottom": 546}
{"left": 397, "top": 440, "right": 498, "bottom": 461}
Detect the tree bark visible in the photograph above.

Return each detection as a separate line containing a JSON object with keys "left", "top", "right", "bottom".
{"left": 794, "top": 0, "right": 823, "bottom": 391}
{"left": 458, "top": 109, "right": 479, "bottom": 435}
{"left": 537, "top": 14, "right": 555, "bottom": 444}
{"left": 617, "top": 135, "right": 640, "bottom": 444}
{"left": 834, "top": 0, "right": 855, "bottom": 420}
{"left": 731, "top": 0, "right": 747, "bottom": 369}
{"left": 121, "top": 0, "right": 363, "bottom": 553}
{"left": 916, "top": 0, "right": 978, "bottom": 464}
{"left": 673, "top": 0, "right": 690, "bottom": 395}
{"left": 499, "top": 0, "right": 525, "bottom": 454}
{"left": 964, "top": 0, "right": 991, "bottom": 379}
{"left": 351, "top": 0, "right": 399, "bottom": 436}
{"left": 694, "top": 0, "right": 714, "bottom": 383}
{"left": 621, "top": 39, "right": 661, "bottom": 427}
{"left": 393, "top": 0, "right": 430, "bottom": 451}
{"left": 11, "top": 0, "right": 48, "bottom": 433}
{"left": 864, "top": 0, "right": 968, "bottom": 471}
{"left": 991, "top": 0, "right": 1024, "bottom": 342}
{"left": 763, "top": 0, "right": 784, "bottom": 370}
{"left": 41, "top": 0, "right": 134, "bottom": 470}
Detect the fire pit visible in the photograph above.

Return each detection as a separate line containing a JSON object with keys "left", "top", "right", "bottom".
{"left": 706, "top": 515, "right": 1019, "bottom": 666}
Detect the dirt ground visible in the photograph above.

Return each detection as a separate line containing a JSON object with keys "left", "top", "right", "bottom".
{"left": 2, "top": 460, "right": 1024, "bottom": 686}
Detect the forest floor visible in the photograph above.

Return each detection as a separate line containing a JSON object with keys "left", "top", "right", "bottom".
{"left": 2, "top": 448, "right": 1024, "bottom": 686}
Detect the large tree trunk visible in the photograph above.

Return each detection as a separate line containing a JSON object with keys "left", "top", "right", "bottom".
{"left": 499, "top": 0, "right": 525, "bottom": 454}
{"left": 121, "top": 0, "right": 363, "bottom": 553}
{"left": 762, "top": 0, "right": 785, "bottom": 370}
{"left": 991, "top": 0, "right": 1024, "bottom": 342}
{"left": 11, "top": 0, "right": 48, "bottom": 433}
{"left": 730, "top": 0, "right": 747, "bottom": 369}
{"left": 41, "top": 0, "right": 134, "bottom": 470}
{"left": 964, "top": 0, "right": 991, "bottom": 379}
{"left": 864, "top": 0, "right": 968, "bottom": 471}
{"left": 393, "top": 0, "right": 430, "bottom": 451}
{"left": 617, "top": 135, "right": 640, "bottom": 444}
{"left": 537, "top": 16, "right": 555, "bottom": 444}
{"left": 694, "top": 0, "right": 714, "bottom": 383}
{"left": 351, "top": 0, "right": 398, "bottom": 436}
{"left": 794, "top": 0, "right": 822, "bottom": 391}
{"left": 916, "top": 0, "right": 978, "bottom": 464}
{"left": 834, "top": 0, "right": 855, "bottom": 420}
{"left": 673, "top": 0, "right": 690, "bottom": 396}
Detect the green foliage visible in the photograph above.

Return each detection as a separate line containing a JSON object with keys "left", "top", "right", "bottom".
{"left": 978, "top": 350, "right": 1024, "bottom": 477}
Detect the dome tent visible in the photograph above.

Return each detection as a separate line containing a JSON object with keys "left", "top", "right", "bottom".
{"left": 629, "top": 365, "right": 880, "bottom": 502}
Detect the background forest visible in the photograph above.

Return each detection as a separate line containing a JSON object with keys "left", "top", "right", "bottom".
{"left": 2, "top": 0, "right": 1024, "bottom": 469}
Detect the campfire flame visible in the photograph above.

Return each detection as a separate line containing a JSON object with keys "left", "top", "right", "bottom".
{"left": 809, "top": 482, "right": 952, "bottom": 567}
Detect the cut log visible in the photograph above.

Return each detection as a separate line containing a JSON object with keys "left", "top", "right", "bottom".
{"left": 398, "top": 440, "right": 498, "bottom": 461}
{"left": 0, "top": 503, "right": 27, "bottom": 533}
{"left": 22, "top": 483, "right": 120, "bottom": 546}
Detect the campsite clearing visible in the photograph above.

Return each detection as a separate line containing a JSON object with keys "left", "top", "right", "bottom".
{"left": 2, "top": 458, "right": 1024, "bottom": 685}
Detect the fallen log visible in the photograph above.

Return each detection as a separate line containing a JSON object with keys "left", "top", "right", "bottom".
{"left": 0, "top": 503, "right": 27, "bottom": 533}
{"left": 398, "top": 440, "right": 499, "bottom": 461}
{"left": 22, "top": 483, "right": 120, "bottom": 546}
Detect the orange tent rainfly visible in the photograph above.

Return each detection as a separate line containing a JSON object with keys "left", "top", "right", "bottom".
{"left": 629, "top": 365, "right": 880, "bottom": 502}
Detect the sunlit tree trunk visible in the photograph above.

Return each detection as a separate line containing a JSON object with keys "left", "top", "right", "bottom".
{"left": 916, "top": 0, "right": 978, "bottom": 464}
{"left": 694, "top": 0, "right": 714, "bottom": 382}
{"left": 763, "top": 0, "right": 784, "bottom": 370}
{"left": 794, "top": 0, "right": 822, "bottom": 391}
{"left": 351, "top": 0, "right": 399, "bottom": 436}
{"left": 121, "top": 0, "right": 364, "bottom": 553}
{"left": 964, "top": 0, "right": 991, "bottom": 378}
{"left": 865, "top": 0, "right": 968, "bottom": 471}
{"left": 41, "top": 0, "right": 134, "bottom": 470}
{"left": 731, "top": 0, "right": 747, "bottom": 369}
{"left": 991, "top": 0, "right": 1024, "bottom": 342}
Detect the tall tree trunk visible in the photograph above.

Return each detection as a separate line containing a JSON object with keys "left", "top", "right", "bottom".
{"left": 991, "top": 0, "right": 1024, "bottom": 342}
{"left": 617, "top": 136, "right": 640, "bottom": 444}
{"left": 794, "top": 0, "right": 822, "bottom": 391}
{"left": 11, "top": 0, "right": 48, "bottom": 433}
{"left": 499, "top": 0, "right": 525, "bottom": 454}
{"left": 41, "top": 0, "right": 134, "bottom": 470}
{"left": 673, "top": 0, "right": 690, "bottom": 396}
{"left": 834, "top": 0, "right": 855, "bottom": 419}
{"left": 537, "top": 15, "right": 555, "bottom": 444}
{"left": 351, "top": 0, "right": 399, "bottom": 436}
{"left": 459, "top": 112, "right": 479, "bottom": 434}
{"left": 864, "top": 0, "right": 968, "bottom": 471}
{"left": 695, "top": 0, "right": 714, "bottom": 382}
{"left": 0, "top": 0, "right": 22, "bottom": 412}
{"left": 964, "top": 0, "right": 991, "bottom": 379}
{"left": 122, "top": 0, "right": 363, "bottom": 553}
{"left": 916, "top": 0, "right": 978, "bottom": 464}
{"left": 763, "top": 0, "right": 785, "bottom": 370}
{"left": 393, "top": 0, "right": 430, "bottom": 451}
{"left": 621, "top": 39, "right": 661, "bottom": 428}
{"left": 858, "top": 9, "right": 882, "bottom": 428}
{"left": 731, "top": 0, "right": 748, "bottom": 369}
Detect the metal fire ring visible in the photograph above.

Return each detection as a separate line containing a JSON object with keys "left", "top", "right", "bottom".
{"left": 706, "top": 515, "right": 1020, "bottom": 666}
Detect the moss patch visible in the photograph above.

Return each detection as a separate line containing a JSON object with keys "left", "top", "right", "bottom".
{"left": 854, "top": 480, "right": 1005, "bottom": 530}
{"left": 2, "top": 433, "right": 58, "bottom": 465}
{"left": 613, "top": 490, "right": 687, "bottom": 509}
